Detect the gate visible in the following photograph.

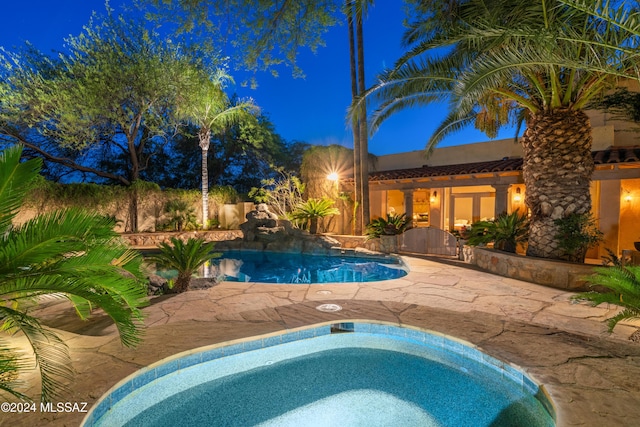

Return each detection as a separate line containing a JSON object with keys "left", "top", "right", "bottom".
{"left": 399, "top": 227, "right": 458, "bottom": 256}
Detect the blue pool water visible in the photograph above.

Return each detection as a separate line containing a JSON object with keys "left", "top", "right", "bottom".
{"left": 159, "top": 251, "right": 408, "bottom": 283}
{"left": 84, "top": 323, "right": 555, "bottom": 427}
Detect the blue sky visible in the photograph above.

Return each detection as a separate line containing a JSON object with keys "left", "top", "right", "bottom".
{"left": 0, "top": 1, "right": 515, "bottom": 156}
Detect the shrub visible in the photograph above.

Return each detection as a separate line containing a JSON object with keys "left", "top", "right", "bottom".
{"left": 146, "top": 237, "right": 219, "bottom": 293}
{"left": 291, "top": 198, "right": 340, "bottom": 234}
{"left": 575, "top": 265, "right": 640, "bottom": 331}
{"left": 162, "top": 199, "right": 198, "bottom": 231}
{"left": 554, "top": 213, "right": 603, "bottom": 262}
{"left": 466, "top": 211, "right": 529, "bottom": 253}
{"left": 365, "top": 213, "right": 412, "bottom": 240}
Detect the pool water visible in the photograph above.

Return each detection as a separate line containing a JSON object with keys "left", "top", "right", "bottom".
{"left": 85, "top": 324, "right": 555, "bottom": 427}
{"left": 156, "top": 251, "right": 408, "bottom": 283}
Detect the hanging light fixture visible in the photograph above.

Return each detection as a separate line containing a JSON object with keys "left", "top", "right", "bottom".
{"left": 513, "top": 187, "right": 522, "bottom": 202}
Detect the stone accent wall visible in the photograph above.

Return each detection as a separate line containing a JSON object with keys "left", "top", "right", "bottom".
{"left": 471, "top": 247, "right": 597, "bottom": 291}
{"left": 122, "top": 230, "right": 243, "bottom": 248}
{"left": 326, "top": 235, "right": 380, "bottom": 252}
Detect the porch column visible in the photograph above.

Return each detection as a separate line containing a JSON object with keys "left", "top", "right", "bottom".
{"left": 492, "top": 184, "right": 510, "bottom": 216}
{"left": 403, "top": 190, "right": 414, "bottom": 220}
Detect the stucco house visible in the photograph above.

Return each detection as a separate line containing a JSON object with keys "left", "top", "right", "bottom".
{"left": 339, "top": 110, "right": 640, "bottom": 259}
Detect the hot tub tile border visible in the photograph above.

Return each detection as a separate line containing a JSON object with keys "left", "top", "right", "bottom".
{"left": 83, "top": 321, "right": 551, "bottom": 426}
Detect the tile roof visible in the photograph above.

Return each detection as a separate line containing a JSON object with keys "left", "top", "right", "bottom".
{"left": 593, "top": 145, "right": 640, "bottom": 164}
{"left": 344, "top": 145, "right": 640, "bottom": 183}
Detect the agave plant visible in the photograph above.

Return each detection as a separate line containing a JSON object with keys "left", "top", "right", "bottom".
{"left": 0, "top": 145, "right": 147, "bottom": 402}
{"left": 291, "top": 198, "right": 340, "bottom": 234}
{"left": 575, "top": 266, "right": 640, "bottom": 331}
{"left": 467, "top": 211, "right": 529, "bottom": 253}
{"left": 365, "top": 213, "right": 412, "bottom": 240}
{"left": 146, "top": 237, "right": 218, "bottom": 293}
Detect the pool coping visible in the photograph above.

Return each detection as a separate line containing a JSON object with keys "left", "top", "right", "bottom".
{"left": 82, "top": 320, "right": 556, "bottom": 426}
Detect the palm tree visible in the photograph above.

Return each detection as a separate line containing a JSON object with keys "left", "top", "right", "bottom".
{"left": 147, "top": 237, "right": 218, "bottom": 293}
{"left": 179, "top": 70, "right": 258, "bottom": 229}
{"left": 467, "top": 211, "right": 529, "bottom": 253}
{"left": 291, "top": 198, "right": 340, "bottom": 234}
{"left": 0, "top": 145, "right": 147, "bottom": 402}
{"left": 344, "top": 0, "right": 374, "bottom": 235}
{"left": 359, "top": 0, "right": 640, "bottom": 260}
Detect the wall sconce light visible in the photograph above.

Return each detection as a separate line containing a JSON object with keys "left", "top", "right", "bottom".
{"left": 513, "top": 187, "right": 522, "bottom": 202}
{"left": 625, "top": 194, "right": 632, "bottom": 202}
{"left": 430, "top": 191, "right": 437, "bottom": 203}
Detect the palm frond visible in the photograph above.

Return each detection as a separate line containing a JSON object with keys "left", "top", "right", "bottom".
{"left": 148, "top": 237, "right": 218, "bottom": 277}
{"left": 0, "top": 339, "right": 31, "bottom": 401}
{"left": 360, "top": 0, "right": 640, "bottom": 149}
{"left": 0, "top": 307, "right": 73, "bottom": 402}
{"left": 0, "top": 145, "right": 42, "bottom": 231}
{"left": 575, "top": 266, "right": 640, "bottom": 330}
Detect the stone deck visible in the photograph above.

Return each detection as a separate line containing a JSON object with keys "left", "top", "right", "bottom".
{"left": 4, "top": 256, "right": 640, "bottom": 427}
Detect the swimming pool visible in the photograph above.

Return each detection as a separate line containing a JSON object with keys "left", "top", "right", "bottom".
{"left": 83, "top": 322, "right": 555, "bottom": 427}
{"left": 155, "top": 251, "right": 409, "bottom": 284}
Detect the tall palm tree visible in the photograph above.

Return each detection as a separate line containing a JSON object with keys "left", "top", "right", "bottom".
{"left": 0, "top": 145, "right": 147, "bottom": 401}
{"left": 179, "top": 70, "right": 258, "bottom": 229}
{"left": 345, "top": 0, "right": 374, "bottom": 235}
{"left": 360, "top": 0, "right": 640, "bottom": 259}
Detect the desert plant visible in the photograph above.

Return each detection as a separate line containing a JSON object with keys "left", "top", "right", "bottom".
{"left": 146, "top": 237, "right": 219, "bottom": 293}
{"left": 164, "top": 199, "right": 198, "bottom": 231}
{"left": 365, "top": 213, "right": 412, "bottom": 240}
{"left": 291, "top": 198, "right": 340, "bottom": 234}
{"left": 0, "top": 145, "right": 147, "bottom": 402}
{"left": 467, "top": 212, "right": 529, "bottom": 253}
{"left": 575, "top": 265, "right": 640, "bottom": 331}
{"left": 249, "top": 172, "right": 305, "bottom": 219}
{"left": 554, "top": 213, "right": 603, "bottom": 263}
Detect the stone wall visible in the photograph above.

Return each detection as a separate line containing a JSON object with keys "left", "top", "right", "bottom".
{"left": 326, "top": 235, "right": 379, "bottom": 251}
{"left": 470, "top": 247, "right": 597, "bottom": 291}
{"left": 122, "top": 230, "right": 243, "bottom": 248}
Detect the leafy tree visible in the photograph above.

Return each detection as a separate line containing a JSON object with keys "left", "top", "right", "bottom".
{"left": 139, "top": 0, "right": 382, "bottom": 234}
{"left": 137, "top": 0, "right": 339, "bottom": 79}
{"left": 359, "top": 0, "right": 640, "bottom": 259}
{"left": 0, "top": 145, "right": 147, "bottom": 401}
{"left": 0, "top": 14, "right": 218, "bottom": 231}
{"left": 147, "top": 237, "right": 218, "bottom": 293}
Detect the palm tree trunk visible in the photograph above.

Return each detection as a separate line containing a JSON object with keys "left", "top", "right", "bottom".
{"left": 172, "top": 273, "right": 192, "bottom": 293}
{"left": 522, "top": 109, "right": 594, "bottom": 259}
{"left": 347, "top": 1, "right": 363, "bottom": 235}
{"left": 200, "top": 129, "right": 211, "bottom": 230}
{"left": 356, "top": 3, "right": 370, "bottom": 230}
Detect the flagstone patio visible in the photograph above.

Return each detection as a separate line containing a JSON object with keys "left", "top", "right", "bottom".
{"left": 4, "top": 256, "right": 640, "bottom": 427}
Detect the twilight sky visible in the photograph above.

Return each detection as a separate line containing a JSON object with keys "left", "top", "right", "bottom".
{"left": 0, "top": 0, "right": 515, "bottom": 156}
